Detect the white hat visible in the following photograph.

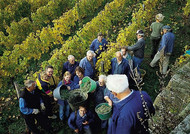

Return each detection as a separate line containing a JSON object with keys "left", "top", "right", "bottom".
{"left": 136, "top": 30, "right": 144, "bottom": 36}
{"left": 106, "top": 74, "right": 129, "bottom": 93}
{"left": 156, "top": 13, "right": 164, "bottom": 21}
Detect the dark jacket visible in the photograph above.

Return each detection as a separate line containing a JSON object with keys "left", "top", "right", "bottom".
{"left": 90, "top": 38, "right": 108, "bottom": 57}
{"left": 62, "top": 61, "right": 79, "bottom": 80}
{"left": 68, "top": 110, "right": 94, "bottom": 131}
{"left": 127, "top": 38, "right": 145, "bottom": 59}
{"left": 93, "top": 82, "right": 106, "bottom": 106}
{"left": 20, "top": 88, "right": 41, "bottom": 110}
{"left": 111, "top": 58, "right": 130, "bottom": 79}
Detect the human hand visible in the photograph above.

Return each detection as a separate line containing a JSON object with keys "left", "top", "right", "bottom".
{"left": 79, "top": 80, "right": 82, "bottom": 85}
{"left": 74, "top": 129, "right": 79, "bottom": 133}
{"left": 108, "top": 100, "right": 113, "bottom": 107}
{"left": 54, "top": 98, "right": 58, "bottom": 101}
{"left": 40, "top": 103, "right": 46, "bottom": 111}
{"left": 82, "top": 121, "right": 89, "bottom": 125}
{"left": 32, "top": 109, "right": 39, "bottom": 114}
{"left": 67, "top": 86, "right": 71, "bottom": 90}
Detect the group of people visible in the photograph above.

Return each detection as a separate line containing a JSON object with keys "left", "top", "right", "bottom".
{"left": 19, "top": 13, "right": 175, "bottom": 134}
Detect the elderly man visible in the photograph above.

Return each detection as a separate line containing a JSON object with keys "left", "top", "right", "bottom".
{"left": 127, "top": 30, "right": 145, "bottom": 72}
{"left": 150, "top": 25, "right": 175, "bottom": 74}
{"left": 62, "top": 55, "right": 79, "bottom": 80}
{"left": 106, "top": 75, "right": 155, "bottom": 134}
{"left": 90, "top": 32, "right": 108, "bottom": 58}
{"left": 110, "top": 51, "right": 130, "bottom": 79}
{"left": 93, "top": 75, "right": 108, "bottom": 130}
{"left": 79, "top": 50, "right": 96, "bottom": 79}
{"left": 19, "top": 80, "right": 52, "bottom": 134}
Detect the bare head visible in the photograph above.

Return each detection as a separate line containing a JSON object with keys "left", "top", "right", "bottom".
{"left": 97, "top": 32, "right": 103, "bottom": 42}
{"left": 24, "top": 80, "right": 36, "bottom": 92}
{"left": 45, "top": 65, "right": 54, "bottom": 78}
{"left": 68, "top": 55, "right": 75, "bottom": 65}
{"left": 116, "top": 51, "right": 123, "bottom": 62}
{"left": 98, "top": 75, "right": 107, "bottom": 86}
{"left": 120, "top": 47, "right": 127, "bottom": 56}
{"left": 86, "top": 50, "right": 95, "bottom": 61}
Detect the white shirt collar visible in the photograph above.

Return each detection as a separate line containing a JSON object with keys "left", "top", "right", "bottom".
{"left": 118, "top": 90, "right": 134, "bottom": 102}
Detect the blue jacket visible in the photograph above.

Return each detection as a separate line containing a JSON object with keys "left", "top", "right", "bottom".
{"left": 68, "top": 110, "right": 94, "bottom": 131}
{"left": 61, "top": 61, "right": 79, "bottom": 80}
{"left": 158, "top": 32, "right": 175, "bottom": 54}
{"left": 90, "top": 38, "right": 108, "bottom": 57}
{"left": 108, "top": 90, "right": 155, "bottom": 134}
{"left": 111, "top": 58, "right": 131, "bottom": 79}
{"left": 73, "top": 75, "right": 80, "bottom": 85}
{"left": 79, "top": 57, "right": 96, "bottom": 79}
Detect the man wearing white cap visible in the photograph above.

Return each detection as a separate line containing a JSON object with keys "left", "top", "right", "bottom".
{"left": 150, "top": 13, "right": 164, "bottom": 59}
{"left": 106, "top": 74, "right": 155, "bottom": 134}
{"left": 127, "top": 30, "right": 145, "bottom": 73}
{"left": 150, "top": 25, "right": 175, "bottom": 74}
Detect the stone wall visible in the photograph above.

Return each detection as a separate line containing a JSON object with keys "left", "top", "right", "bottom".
{"left": 150, "top": 62, "right": 190, "bottom": 133}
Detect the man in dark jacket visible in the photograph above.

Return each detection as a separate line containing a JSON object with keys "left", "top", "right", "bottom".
{"left": 62, "top": 55, "right": 79, "bottom": 80}
{"left": 106, "top": 75, "right": 155, "bottom": 134}
{"left": 111, "top": 51, "right": 130, "bottom": 79}
{"left": 19, "top": 80, "right": 52, "bottom": 134}
{"left": 127, "top": 30, "right": 145, "bottom": 72}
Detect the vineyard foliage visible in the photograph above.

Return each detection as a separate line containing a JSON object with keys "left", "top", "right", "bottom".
{"left": 0, "top": 0, "right": 113, "bottom": 88}
{"left": 0, "top": 0, "right": 76, "bottom": 51}
{"left": 0, "top": 0, "right": 50, "bottom": 32}
{"left": 96, "top": 0, "right": 161, "bottom": 73}
{"left": 183, "top": 0, "right": 190, "bottom": 16}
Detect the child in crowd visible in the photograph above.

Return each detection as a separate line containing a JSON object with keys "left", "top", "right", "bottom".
{"left": 57, "top": 71, "right": 79, "bottom": 121}
{"left": 68, "top": 105, "right": 94, "bottom": 134}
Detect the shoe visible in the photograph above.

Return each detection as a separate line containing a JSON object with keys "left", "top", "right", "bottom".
{"left": 48, "top": 114, "right": 57, "bottom": 119}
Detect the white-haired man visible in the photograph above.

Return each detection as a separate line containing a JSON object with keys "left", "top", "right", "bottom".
{"left": 106, "top": 75, "right": 155, "bottom": 134}
{"left": 79, "top": 50, "right": 97, "bottom": 79}
{"left": 62, "top": 55, "right": 79, "bottom": 80}
{"left": 110, "top": 51, "right": 130, "bottom": 79}
{"left": 19, "top": 80, "right": 52, "bottom": 133}
{"left": 93, "top": 75, "right": 108, "bottom": 130}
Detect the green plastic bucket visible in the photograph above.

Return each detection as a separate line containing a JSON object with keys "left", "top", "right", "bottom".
{"left": 80, "top": 76, "right": 97, "bottom": 93}
{"left": 95, "top": 103, "right": 112, "bottom": 120}
{"left": 53, "top": 85, "right": 68, "bottom": 100}
{"left": 68, "top": 89, "right": 88, "bottom": 111}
